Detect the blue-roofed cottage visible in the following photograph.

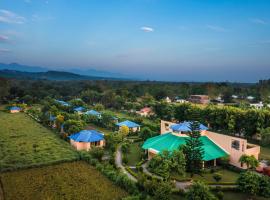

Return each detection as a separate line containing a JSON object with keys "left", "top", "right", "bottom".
{"left": 69, "top": 130, "right": 105, "bottom": 151}
{"left": 9, "top": 106, "right": 21, "bottom": 113}
{"left": 85, "top": 110, "right": 101, "bottom": 118}
{"left": 116, "top": 120, "right": 140, "bottom": 132}
{"left": 73, "top": 106, "right": 85, "bottom": 115}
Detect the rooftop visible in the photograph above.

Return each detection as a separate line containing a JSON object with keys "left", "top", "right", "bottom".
{"left": 142, "top": 133, "right": 228, "bottom": 161}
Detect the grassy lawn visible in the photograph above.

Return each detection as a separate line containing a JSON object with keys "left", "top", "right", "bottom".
{"left": 0, "top": 161, "right": 128, "bottom": 200}
{"left": 126, "top": 142, "right": 142, "bottom": 166}
{"left": 171, "top": 169, "right": 239, "bottom": 183}
{"left": 0, "top": 111, "right": 78, "bottom": 171}
{"left": 87, "top": 123, "right": 115, "bottom": 135}
{"left": 260, "top": 146, "right": 270, "bottom": 161}
{"left": 221, "top": 192, "right": 269, "bottom": 200}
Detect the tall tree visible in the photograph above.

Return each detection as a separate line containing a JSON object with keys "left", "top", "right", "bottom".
{"left": 183, "top": 111, "right": 204, "bottom": 175}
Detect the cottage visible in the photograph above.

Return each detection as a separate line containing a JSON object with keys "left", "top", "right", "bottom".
{"left": 69, "top": 130, "right": 105, "bottom": 151}
{"left": 9, "top": 106, "right": 21, "bottom": 113}
{"left": 189, "top": 95, "right": 210, "bottom": 104}
{"left": 55, "top": 100, "right": 70, "bottom": 107}
{"left": 74, "top": 106, "right": 85, "bottom": 115}
{"left": 164, "top": 97, "right": 172, "bottom": 103}
{"left": 116, "top": 120, "right": 140, "bottom": 132}
{"left": 143, "top": 120, "right": 260, "bottom": 169}
{"left": 85, "top": 110, "right": 101, "bottom": 118}
{"left": 137, "top": 107, "right": 153, "bottom": 117}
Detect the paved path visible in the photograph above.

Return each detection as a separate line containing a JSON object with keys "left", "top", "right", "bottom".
{"left": 115, "top": 145, "right": 137, "bottom": 182}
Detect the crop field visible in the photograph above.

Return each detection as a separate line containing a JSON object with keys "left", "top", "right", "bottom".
{"left": 0, "top": 161, "right": 128, "bottom": 200}
{"left": 0, "top": 111, "right": 78, "bottom": 171}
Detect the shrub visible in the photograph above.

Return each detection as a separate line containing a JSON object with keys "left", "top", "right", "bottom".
{"left": 213, "top": 172, "right": 222, "bottom": 182}
{"left": 90, "top": 147, "right": 104, "bottom": 161}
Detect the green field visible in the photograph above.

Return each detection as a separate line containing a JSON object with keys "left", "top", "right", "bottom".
{"left": 0, "top": 161, "right": 128, "bottom": 200}
{"left": 0, "top": 111, "right": 78, "bottom": 171}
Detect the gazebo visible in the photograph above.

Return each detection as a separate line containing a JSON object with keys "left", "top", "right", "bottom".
{"left": 69, "top": 130, "right": 105, "bottom": 151}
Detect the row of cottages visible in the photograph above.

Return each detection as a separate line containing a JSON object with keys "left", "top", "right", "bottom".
{"left": 142, "top": 120, "right": 260, "bottom": 169}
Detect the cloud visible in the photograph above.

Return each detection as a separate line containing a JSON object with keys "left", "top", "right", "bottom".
{"left": 140, "top": 26, "right": 154, "bottom": 32}
{"left": 206, "top": 25, "right": 229, "bottom": 32}
{"left": 0, "top": 9, "right": 26, "bottom": 24}
{"left": 0, "top": 34, "right": 9, "bottom": 43}
{"left": 32, "top": 14, "right": 54, "bottom": 22}
{"left": 250, "top": 18, "right": 267, "bottom": 25}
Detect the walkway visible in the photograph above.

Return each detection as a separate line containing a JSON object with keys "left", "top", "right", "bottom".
{"left": 115, "top": 145, "right": 137, "bottom": 182}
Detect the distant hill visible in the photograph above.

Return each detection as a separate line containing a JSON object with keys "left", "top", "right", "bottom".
{"left": 0, "top": 69, "right": 123, "bottom": 81}
{"left": 0, "top": 63, "right": 128, "bottom": 79}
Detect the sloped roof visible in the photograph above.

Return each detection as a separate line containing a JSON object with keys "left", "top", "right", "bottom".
{"left": 170, "top": 121, "right": 208, "bottom": 132}
{"left": 142, "top": 133, "right": 228, "bottom": 161}
{"left": 10, "top": 106, "right": 21, "bottom": 111}
{"left": 74, "top": 106, "right": 85, "bottom": 112}
{"left": 116, "top": 120, "right": 140, "bottom": 128}
{"left": 69, "top": 130, "right": 104, "bottom": 142}
{"left": 55, "top": 100, "right": 70, "bottom": 106}
{"left": 85, "top": 110, "right": 101, "bottom": 116}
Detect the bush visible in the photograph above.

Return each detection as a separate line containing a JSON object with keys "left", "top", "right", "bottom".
{"left": 89, "top": 147, "right": 104, "bottom": 161}
{"left": 213, "top": 172, "right": 222, "bottom": 182}
{"left": 216, "top": 191, "right": 224, "bottom": 200}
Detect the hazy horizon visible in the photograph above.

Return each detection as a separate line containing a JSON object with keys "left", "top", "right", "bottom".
{"left": 0, "top": 0, "right": 270, "bottom": 82}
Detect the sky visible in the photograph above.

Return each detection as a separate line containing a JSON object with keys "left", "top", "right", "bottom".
{"left": 0, "top": 0, "right": 270, "bottom": 82}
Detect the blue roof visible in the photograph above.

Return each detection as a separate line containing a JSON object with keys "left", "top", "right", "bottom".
{"left": 69, "top": 130, "right": 104, "bottom": 142}
{"left": 55, "top": 100, "right": 70, "bottom": 106}
{"left": 10, "top": 106, "right": 21, "bottom": 111}
{"left": 116, "top": 120, "right": 140, "bottom": 128}
{"left": 85, "top": 110, "right": 101, "bottom": 116}
{"left": 74, "top": 106, "right": 85, "bottom": 112}
{"left": 170, "top": 121, "right": 208, "bottom": 132}
{"left": 49, "top": 115, "right": 56, "bottom": 121}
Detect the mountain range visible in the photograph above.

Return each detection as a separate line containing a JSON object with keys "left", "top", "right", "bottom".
{"left": 0, "top": 63, "right": 128, "bottom": 79}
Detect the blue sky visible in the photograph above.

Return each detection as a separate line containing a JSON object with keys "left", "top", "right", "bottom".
{"left": 0, "top": 0, "right": 270, "bottom": 82}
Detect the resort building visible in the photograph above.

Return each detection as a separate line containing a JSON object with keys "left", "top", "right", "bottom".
{"left": 165, "top": 97, "right": 172, "bottom": 103}
{"left": 69, "top": 130, "right": 105, "bottom": 151}
{"left": 9, "top": 106, "right": 21, "bottom": 113}
{"left": 85, "top": 109, "right": 102, "bottom": 118}
{"left": 116, "top": 120, "right": 140, "bottom": 132}
{"left": 143, "top": 120, "right": 260, "bottom": 169}
{"left": 189, "top": 95, "right": 210, "bottom": 104}
{"left": 137, "top": 107, "right": 153, "bottom": 117}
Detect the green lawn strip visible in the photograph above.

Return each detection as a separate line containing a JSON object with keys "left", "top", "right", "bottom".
{"left": 0, "top": 161, "right": 128, "bottom": 200}
{"left": 260, "top": 146, "right": 270, "bottom": 160}
{"left": 126, "top": 142, "right": 142, "bottom": 166}
{"left": 0, "top": 112, "right": 78, "bottom": 171}
{"left": 87, "top": 123, "right": 115, "bottom": 135}
{"left": 171, "top": 169, "right": 239, "bottom": 183}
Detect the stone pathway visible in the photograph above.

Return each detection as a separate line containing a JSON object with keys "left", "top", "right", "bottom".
{"left": 115, "top": 145, "right": 137, "bottom": 182}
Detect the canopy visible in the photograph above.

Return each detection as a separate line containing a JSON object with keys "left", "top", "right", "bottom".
{"left": 69, "top": 130, "right": 104, "bottom": 142}
{"left": 142, "top": 133, "right": 228, "bottom": 161}
{"left": 170, "top": 121, "right": 208, "bottom": 132}
{"left": 116, "top": 120, "right": 140, "bottom": 128}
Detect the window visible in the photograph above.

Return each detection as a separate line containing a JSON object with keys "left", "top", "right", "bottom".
{"left": 231, "top": 140, "right": 240, "bottom": 150}
{"left": 165, "top": 123, "right": 170, "bottom": 131}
